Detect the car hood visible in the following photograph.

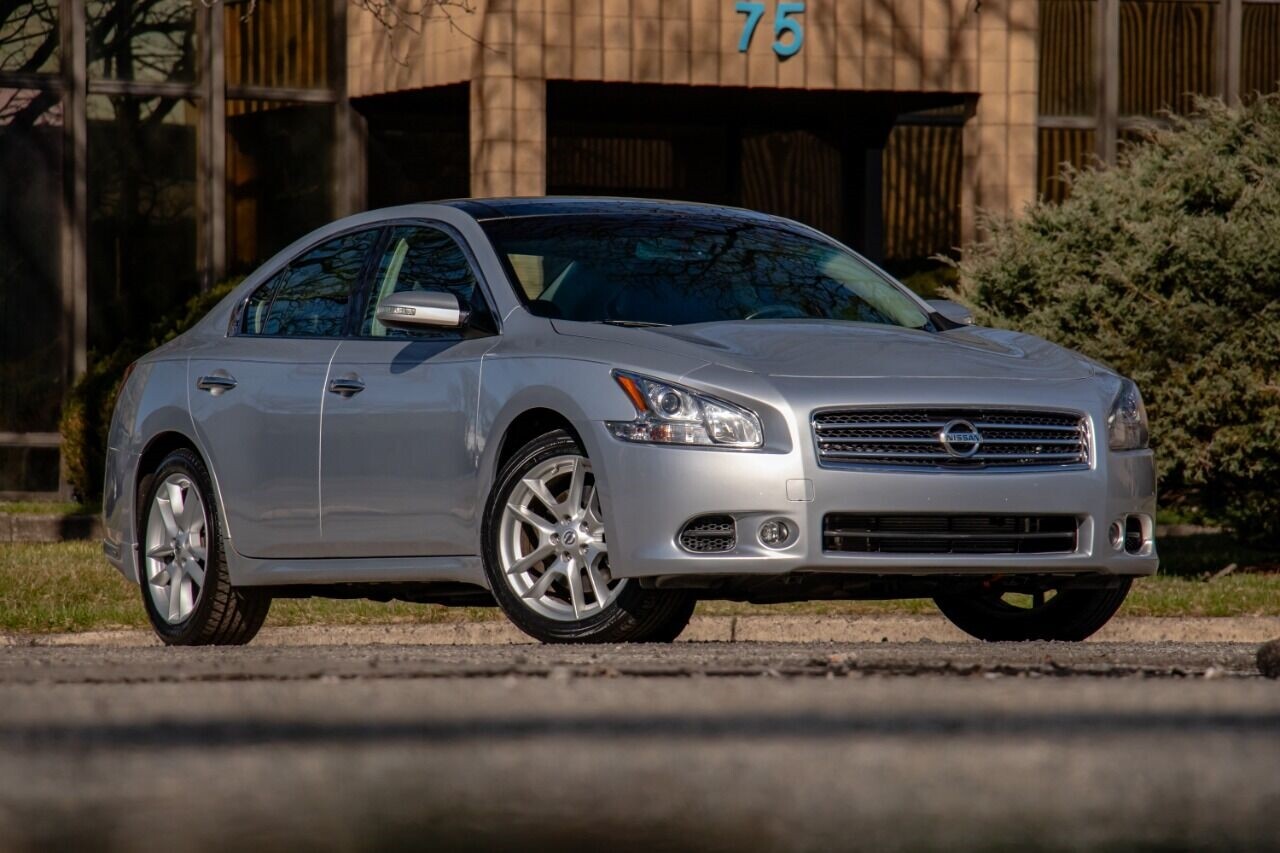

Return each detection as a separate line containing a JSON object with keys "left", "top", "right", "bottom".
{"left": 551, "top": 319, "right": 1098, "bottom": 381}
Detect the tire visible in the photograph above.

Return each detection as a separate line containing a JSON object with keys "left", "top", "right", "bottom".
{"left": 137, "top": 448, "right": 271, "bottom": 646}
{"left": 481, "top": 429, "right": 695, "bottom": 644}
{"left": 934, "top": 579, "right": 1132, "bottom": 642}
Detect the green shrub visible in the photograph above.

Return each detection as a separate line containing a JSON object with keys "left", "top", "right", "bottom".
{"left": 60, "top": 280, "right": 241, "bottom": 502}
{"left": 948, "top": 94, "right": 1280, "bottom": 544}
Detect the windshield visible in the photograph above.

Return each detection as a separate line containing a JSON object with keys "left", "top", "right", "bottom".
{"left": 481, "top": 214, "right": 933, "bottom": 330}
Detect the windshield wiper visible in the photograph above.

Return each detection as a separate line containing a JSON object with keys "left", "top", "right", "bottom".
{"left": 598, "top": 319, "right": 671, "bottom": 328}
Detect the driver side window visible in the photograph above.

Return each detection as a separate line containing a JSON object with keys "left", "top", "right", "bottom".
{"left": 360, "top": 224, "right": 488, "bottom": 338}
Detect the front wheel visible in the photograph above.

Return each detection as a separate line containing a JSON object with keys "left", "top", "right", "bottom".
{"left": 482, "top": 429, "right": 695, "bottom": 644}
{"left": 934, "top": 579, "right": 1131, "bottom": 642}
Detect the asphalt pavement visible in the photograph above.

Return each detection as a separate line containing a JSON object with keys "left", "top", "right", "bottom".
{"left": 1, "top": 635, "right": 1278, "bottom": 851}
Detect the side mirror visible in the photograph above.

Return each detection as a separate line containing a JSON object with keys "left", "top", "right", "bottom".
{"left": 926, "top": 299, "right": 974, "bottom": 326}
{"left": 375, "top": 291, "right": 469, "bottom": 331}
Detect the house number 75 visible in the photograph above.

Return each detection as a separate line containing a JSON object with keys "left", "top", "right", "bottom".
{"left": 735, "top": 1, "right": 805, "bottom": 58}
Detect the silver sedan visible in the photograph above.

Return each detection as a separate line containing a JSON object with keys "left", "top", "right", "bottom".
{"left": 102, "top": 198, "right": 1157, "bottom": 645}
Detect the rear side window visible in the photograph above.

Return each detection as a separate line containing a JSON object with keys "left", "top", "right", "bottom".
{"left": 241, "top": 229, "right": 380, "bottom": 337}
{"left": 359, "top": 225, "right": 489, "bottom": 338}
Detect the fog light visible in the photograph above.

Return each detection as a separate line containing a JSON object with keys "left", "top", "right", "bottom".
{"left": 1109, "top": 520, "right": 1124, "bottom": 551}
{"left": 1124, "top": 515, "right": 1145, "bottom": 554}
{"left": 759, "top": 520, "right": 790, "bottom": 547}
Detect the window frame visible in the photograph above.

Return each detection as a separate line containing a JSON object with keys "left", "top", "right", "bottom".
{"left": 231, "top": 223, "right": 384, "bottom": 339}
{"left": 348, "top": 218, "right": 502, "bottom": 343}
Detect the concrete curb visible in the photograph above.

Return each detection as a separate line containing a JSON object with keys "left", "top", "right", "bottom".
{"left": 4, "top": 615, "right": 1277, "bottom": 648}
{"left": 0, "top": 514, "right": 103, "bottom": 544}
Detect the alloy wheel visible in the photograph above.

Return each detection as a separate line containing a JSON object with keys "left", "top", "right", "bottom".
{"left": 143, "top": 473, "right": 209, "bottom": 624}
{"left": 497, "top": 454, "right": 625, "bottom": 621}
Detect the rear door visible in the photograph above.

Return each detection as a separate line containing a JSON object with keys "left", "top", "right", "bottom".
{"left": 189, "top": 227, "right": 381, "bottom": 558}
{"left": 319, "top": 222, "right": 499, "bottom": 557}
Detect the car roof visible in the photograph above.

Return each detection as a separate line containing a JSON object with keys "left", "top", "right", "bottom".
{"left": 434, "top": 196, "right": 780, "bottom": 222}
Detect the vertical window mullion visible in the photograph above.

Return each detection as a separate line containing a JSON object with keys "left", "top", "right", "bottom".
{"left": 1098, "top": 0, "right": 1119, "bottom": 163}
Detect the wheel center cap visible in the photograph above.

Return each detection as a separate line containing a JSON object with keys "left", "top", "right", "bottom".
{"left": 561, "top": 530, "right": 578, "bottom": 547}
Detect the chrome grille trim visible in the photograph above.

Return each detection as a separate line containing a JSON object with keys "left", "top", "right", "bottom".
{"left": 812, "top": 408, "right": 1090, "bottom": 470}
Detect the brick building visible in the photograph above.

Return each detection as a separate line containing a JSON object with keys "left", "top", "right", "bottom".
{"left": 1, "top": 0, "right": 1278, "bottom": 494}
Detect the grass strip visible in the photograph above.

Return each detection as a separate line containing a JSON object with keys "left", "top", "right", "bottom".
{"left": 1, "top": 541, "right": 1277, "bottom": 634}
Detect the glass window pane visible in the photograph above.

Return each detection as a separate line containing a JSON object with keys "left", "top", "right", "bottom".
{"left": 0, "top": 88, "right": 63, "bottom": 435}
{"left": 1040, "top": 0, "right": 1096, "bottom": 116}
{"left": 0, "top": 1, "right": 59, "bottom": 73}
{"left": 1120, "top": 0, "right": 1219, "bottom": 116}
{"left": 227, "top": 100, "right": 334, "bottom": 273}
{"left": 241, "top": 269, "right": 287, "bottom": 335}
{"left": 1038, "top": 127, "right": 1096, "bottom": 203}
{"left": 226, "top": 0, "right": 330, "bottom": 89}
{"left": 882, "top": 120, "right": 963, "bottom": 269}
{"left": 88, "top": 94, "right": 199, "bottom": 354}
{"left": 1242, "top": 3, "right": 1280, "bottom": 99}
{"left": 362, "top": 226, "right": 482, "bottom": 338}
{"left": 258, "top": 229, "right": 379, "bottom": 337}
{"left": 87, "top": 0, "right": 196, "bottom": 82}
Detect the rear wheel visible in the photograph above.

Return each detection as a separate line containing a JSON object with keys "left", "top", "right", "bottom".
{"left": 934, "top": 579, "right": 1131, "bottom": 642}
{"left": 138, "top": 448, "right": 270, "bottom": 645}
{"left": 482, "top": 429, "right": 695, "bottom": 643}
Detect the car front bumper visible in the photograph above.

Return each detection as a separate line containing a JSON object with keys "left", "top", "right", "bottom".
{"left": 592, "top": 423, "right": 1158, "bottom": 580}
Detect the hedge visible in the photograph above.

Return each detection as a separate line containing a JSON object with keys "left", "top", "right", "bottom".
{"left": 948, "top": 94, "right": 1280, "bottom": 544}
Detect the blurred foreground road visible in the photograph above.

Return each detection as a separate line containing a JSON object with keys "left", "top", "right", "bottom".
{"left": 1, "top": 636, "right": 1278, "bottom": 851}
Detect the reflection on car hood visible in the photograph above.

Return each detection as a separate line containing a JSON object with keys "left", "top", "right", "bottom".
{"left": 551, "top": 319, "right": 1098, "bottom": 381}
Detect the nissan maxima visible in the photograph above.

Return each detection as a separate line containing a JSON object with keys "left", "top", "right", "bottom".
{"left": 102, "top": 198, "right": 1156, "bottom": 645}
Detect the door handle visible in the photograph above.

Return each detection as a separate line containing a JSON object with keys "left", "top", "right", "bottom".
{"left": 328, "top": 375, "right": 365, "bottom": 397}
{"left": 196, "top": 373, "right": 237, "bottom": 395}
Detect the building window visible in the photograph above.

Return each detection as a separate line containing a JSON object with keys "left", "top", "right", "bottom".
{"left": 883, "top": 118, "right": 963, "bottom": 269}
{"left": 1242, "top": 3, "right": 1280, "bottom": 100}
{"left": 1037, "top": 0, "right": 1097, "bottom": 201}
{"left": 0, "top": 1, "right": 349, "bottom": 495}
{"left": 0, "top": 88, "right": 63, "bottom": 437}
{"left": 0, "top": 0, "right": 58, "bottom": 73}
{"left": 1, "top": 4, "right": 64, "bottom": 494}
{"left": 1119, "top": 0, "right": 1218, "bottom": 117}
{"left": 86, "top": 0, "right": 197, "bottom": 82}
{"left": 225, "top": 0, "right": 330, "bottom": 90}
{"left": 1037, "top": 127, "right": 1096, "bottom": 202}
{"left": 87, "top": 95, "right": 200, "bottom": 353}
{"left": 226, "top": 99, "right": 334, "bottom": 272}
{"left": 1035, "top": 0, "right": 1280, "bottom": 202}
{"left": 1040, "top": 0, "right": 1097, "bottom": 117}
{"left": 741, "top": 130, "right": 843, "bottom": 243}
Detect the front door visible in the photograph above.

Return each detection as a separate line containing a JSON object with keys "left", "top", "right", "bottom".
{"left": 189, "top": 227, "right": 382, "bottom": 558}
{"left": 320, "top": 223, "right": 498, "bottom": 557}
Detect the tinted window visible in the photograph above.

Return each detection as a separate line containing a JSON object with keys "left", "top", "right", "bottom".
{"left": 244, "top": 229, "right": 379, "bottom": 337}
{"left": 360, "top": 225, "right": 484, "bottom": 338}
{"left": 481, "top": 214, "right": 932, "bottom": 330}
{"left": 241, "top": 268, "right": 285, "bottom": 335}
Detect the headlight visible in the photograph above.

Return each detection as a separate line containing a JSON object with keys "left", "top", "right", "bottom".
{"left": 1107, "top": 378, "right": 1149, "bottom": 450}
{"left": 607, "top": 371, "right": 763, "bottom": 449}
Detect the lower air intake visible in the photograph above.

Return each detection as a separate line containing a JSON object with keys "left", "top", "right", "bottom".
{"left": 679, "top": 515, "right": 736, "bottom": 553}
{"left": 823, "top": 514, "right": 1079, "bottom": 555}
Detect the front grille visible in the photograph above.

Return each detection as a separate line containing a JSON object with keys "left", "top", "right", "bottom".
{"left": 679, "top": 515, "right": 736, "bottom": 553}
{"left": 812, "top": 408, "right": 1088, "bottom": 469}
{"left": 823, "top": 514, "right": 1080, "bottom": 555}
